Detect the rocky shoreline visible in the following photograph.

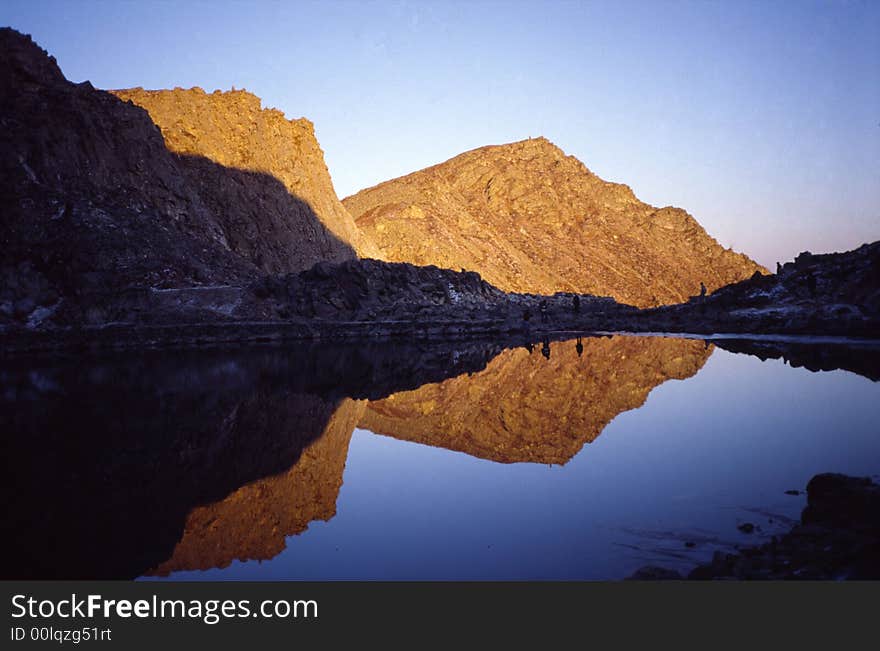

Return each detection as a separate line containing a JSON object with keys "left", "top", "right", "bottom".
{"left": 3, "top": 240, "right": 877, "bottom": 353}
{"left": 0, "top": 248, "right": 623, "bottom": 354}
{"left": 630, "top": 473, "right": 880, "bottom": 580}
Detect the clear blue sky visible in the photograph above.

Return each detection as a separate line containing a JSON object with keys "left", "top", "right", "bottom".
{"left": 3, "top": 0, "right": 878, "bottom": 267}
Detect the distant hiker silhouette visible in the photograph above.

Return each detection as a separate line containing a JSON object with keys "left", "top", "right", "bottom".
{"left": 776, "top": 261, "right": 782, "bottom": 275}
{"left": 699, "top": 282, "right": 707, "bottom": 298}
{"left": 575, "top": 337, "right": 583, "bottom": 357}
{"left": 541, "top": 338, "right": 550, "bottom": 359}
{"left": 572, "top": 295, "right": 581, "bottom": 314}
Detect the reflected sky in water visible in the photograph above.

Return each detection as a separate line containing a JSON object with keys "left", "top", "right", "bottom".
{"left": 155, "top": 343, "right": 879, "bottom": 580}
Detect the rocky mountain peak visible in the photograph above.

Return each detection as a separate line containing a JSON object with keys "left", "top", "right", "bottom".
{"left": 345, "top": 139, "right": 765, "bottom": 307}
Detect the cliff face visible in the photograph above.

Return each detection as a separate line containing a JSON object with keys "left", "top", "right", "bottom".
{"left": 0, "top": 29, "right": 373, "bottom": 328}
{"left": 112, "top": 87, "right": 378, "bottom": 268}
{"left": 344, "top": 138, "right": 766, "bottom": 308}
{"left": 360, "top": 335, "right": 712, "bottom": 464}
{"left": 0, "top": 28, "right": 255, "bottom": 327}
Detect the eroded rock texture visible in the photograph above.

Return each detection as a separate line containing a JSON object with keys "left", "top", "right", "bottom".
{"left": 646, "top": 241, "right": 880, "bottom": 337}
{"left": 345, "top": 138, "right": 765, "bottom": 307}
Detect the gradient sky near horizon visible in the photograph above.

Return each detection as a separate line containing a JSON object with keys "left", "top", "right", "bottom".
{"left": 3, "top": 0, "right": 878, "bottom": 267}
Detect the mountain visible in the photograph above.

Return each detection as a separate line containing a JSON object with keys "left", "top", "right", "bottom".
{"left": 344, "top": 138, "right": 766, "bottom": 307}
{"left": 0, "top": 28, "right": 369, "bottom": 328}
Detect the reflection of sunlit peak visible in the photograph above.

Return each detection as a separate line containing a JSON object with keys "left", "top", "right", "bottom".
{"left": 151, "top": 399, "right": 365, "bottom": 577}
{"left": 361, "top": 336, "right": 713, "bottom": 465}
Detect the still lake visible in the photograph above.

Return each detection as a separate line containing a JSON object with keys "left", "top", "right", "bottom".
{"left": 3, "top": 334, "right": 878, "bottom": 580}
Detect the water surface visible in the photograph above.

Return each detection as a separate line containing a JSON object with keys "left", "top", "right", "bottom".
{"left": 3, "top": 335, "right": 878, "bottom": 580}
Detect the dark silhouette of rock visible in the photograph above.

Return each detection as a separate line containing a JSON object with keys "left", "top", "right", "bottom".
{"left": 802, "top": 473, "right": 880, "bottom": 532}
{"left": 640, "top": 241, "right": 880, "bottom": 337}
{"left": 631, "top": 473, "right": 880, "bottom": 580}
{"left": 626, "top": 566, "right": 683, "bottom": 581}
{"left": 712, "top": 338, "right": 880, "bottom": 382}
{"left": 1, "top": 351, "right": 342, "bottom": 579}
{"left": 150, "top": 399, "right": 366, "bottom": 576}
{"left": 2, "top": 27, "right": 875, "bottom": 348}
{"left": 242, "top": 258, "right": 509, "bottom": 322}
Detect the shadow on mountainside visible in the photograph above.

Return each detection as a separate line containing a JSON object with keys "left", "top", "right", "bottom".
{"left": 171, "top": 153, "right": 357, "bottom": 274}
{"left": 1, "top": 27, "right": 357, "bottom": 328}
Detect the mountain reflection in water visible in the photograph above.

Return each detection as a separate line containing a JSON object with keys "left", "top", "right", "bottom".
{"left": 363, "top": 337, "right": 711, "bottom": 464}
{"left": 2, "top": 335, "right": 877, "bottom": 580}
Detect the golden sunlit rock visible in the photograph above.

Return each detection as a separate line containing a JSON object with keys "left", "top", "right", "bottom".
{"left": 344, "top": 138, "right": 766, "bottom": 308}
{"left": 112, "top": 86, "right": 379, "bottom": 266}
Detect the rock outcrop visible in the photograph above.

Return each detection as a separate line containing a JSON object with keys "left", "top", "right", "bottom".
{"left": 640, "top": 241, "right": 880, "bottom": 337}
{"left": 634, "top": 474, "right": 880, "bottom": 580}
{"left": 241, "top": 257, "right": 510, "bottom": 322}
{"left": 361, "top": 336, "right": 711, "bottom": 464}
{"left": 3, "top": 28, "right": 870, "bottom": 345}
{"left": 344, "top": 138, "right": 766, "bottom": 307}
